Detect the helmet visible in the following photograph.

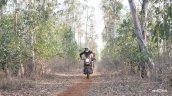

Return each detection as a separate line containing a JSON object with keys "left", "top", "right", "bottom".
{"left": 84, "top": 48, "right": 89, "bottom": 52}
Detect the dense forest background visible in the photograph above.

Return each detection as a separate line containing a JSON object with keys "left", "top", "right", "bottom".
{"left": 101, "top": 0, "right": 172, "bottom": 80}
{"left": 0, "top": 0, "right": 172, "bottom": 90}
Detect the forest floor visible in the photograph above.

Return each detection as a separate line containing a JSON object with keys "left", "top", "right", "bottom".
{"left": 0, "top": 71, "right": 172, "bottom": 96}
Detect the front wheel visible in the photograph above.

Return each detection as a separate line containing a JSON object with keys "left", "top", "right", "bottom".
{"left": 86, "top": 73, "right": 90, "bottom": 79}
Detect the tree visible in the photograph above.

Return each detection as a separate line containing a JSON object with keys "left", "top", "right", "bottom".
{"left": 0, "top": 0, "right": 83, "bottom": 78}
{"left": 128, "top": 0, "right": 155, "bottom": 78}
{"left": 101, "top": 0, "right": 123, "bottom": 64}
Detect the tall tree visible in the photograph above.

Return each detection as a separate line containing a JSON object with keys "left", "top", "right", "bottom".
{"left": 101, "top": 0, "right": 123, "bottom": 64}
{"left": 141, "top": 0, "right": 148, "bottom": 41}
{"left": 128, "top": 0, "right": 155, "bottom": 78}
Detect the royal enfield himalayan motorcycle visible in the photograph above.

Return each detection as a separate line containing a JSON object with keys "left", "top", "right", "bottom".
{"left": 83, "top": 57, "right": 93, "bottom": 79}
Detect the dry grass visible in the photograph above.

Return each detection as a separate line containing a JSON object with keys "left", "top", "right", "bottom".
{"left": 0, "top": 78, "right": 34, "bottom": 91}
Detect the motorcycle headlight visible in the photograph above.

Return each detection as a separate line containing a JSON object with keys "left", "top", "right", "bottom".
{"left": 85, "top": 58, "right": 90, "bottom": 62}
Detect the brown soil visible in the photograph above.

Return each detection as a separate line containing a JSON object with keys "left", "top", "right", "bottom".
{"left": 57, "top": 79, "right": 92, "bottom": 96}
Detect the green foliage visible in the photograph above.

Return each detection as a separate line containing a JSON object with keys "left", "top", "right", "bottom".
{"left": 0, "top": 0, "right": 81, "bottom": 74}
{"left": 102, "top": 0, "right": 123, "bottom": 20}
{"left": 102, "top": 12, "right": 152, "bottom": 65}
{"left": 102, "top": 0, "right": 172, "bottom": 66}
{"left": 149, "top": 1, "right": 172, "bottom": 57}
{"left": 0, "top": 0, "right": 7, "bottom": 8}
{"left": 0, "top": 14, "right": 30, "bottom": 74}
{"left": 101, "top": 0, "right": 124, "bottom": 64}
{"left": 168, "top": 4, "right": 172, "bottom": 19}
{"left": 60, "top": 25, "right": 79, "bottom": 62}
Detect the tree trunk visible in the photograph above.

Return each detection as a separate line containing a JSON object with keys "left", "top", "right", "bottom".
{"left": 2, "top": 61, "right": 9, "bottom": 78}
{"left": 128, "top": 0, "right": 146, "bottom": 51}
{"left": 28, "top": 1, "right": 36, "bottom": 77}
{"left": 141, "top": 0, "right": 148, "bottom": 41}
{"left": 128, "top": 0, "right": 155, "bottom": 78}
{"left": 0, "top": 9, "right": 2, "bottom": 20}
{"left": 14, "top": 7, "right": 17, "bottom": 32}
{"left": 85, "top": 7, "right": 88, "bottom": 47}
{"left": 18, "top": 64, "right": 25, "bottom": 78}
{"left": 140, "top": 0, "right": 148, "bottom": 78}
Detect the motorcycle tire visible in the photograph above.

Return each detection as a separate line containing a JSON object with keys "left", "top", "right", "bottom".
{"left": 87, "top": 73, "right": 90, "bottom": 79}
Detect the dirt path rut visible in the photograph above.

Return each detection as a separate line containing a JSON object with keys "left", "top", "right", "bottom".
{"left": 57, "top": 79, "right": 92, "bottom": 96}
{"left": 56, "top": 66, "right": 100, "bottom": 96}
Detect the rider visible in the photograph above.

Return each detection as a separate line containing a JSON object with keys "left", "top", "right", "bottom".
{"left": 80, "top": 48, "right": 96, "bottom": 73}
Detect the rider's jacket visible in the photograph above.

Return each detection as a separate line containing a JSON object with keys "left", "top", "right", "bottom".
{"left": 80, "top": 50, "right": 96, "bottom": 61}
{"left": 80, "top": 50, "right": 93, "bottom": 58}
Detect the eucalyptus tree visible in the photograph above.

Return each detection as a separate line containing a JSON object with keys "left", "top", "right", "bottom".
{"left": 0, "top": 0, "right": 78, "bottom": 77}
{"left": 101, "top": 0, "right": 123, "bottom": 64}
{"left": 129, "top": 0, "right": 170, "bottom": 78}
{"left": 0, "top": 0, "right": 87, "bottom": 77}
{"left": 83, "top": 5, "right": 97, "bottom": 51}
{"left": 150, "top": 0, "right": 172, "bottom": 59}
{"left": 128, "top": 0, "right": 159, "bottom": 78}
{"left": 0, "top": 0, "right": 27, "bottom": 77}
{"left": 88, "top": 17, "right": 97, "bottom": 51}
{"left": 145, "top": 0, "right": 172, "bottom": 83}
{"left": 145, "top": 0, "right": 172, "bottom": 77}
{"left": 63, "top": 0, "right": 83, "bottom": 40}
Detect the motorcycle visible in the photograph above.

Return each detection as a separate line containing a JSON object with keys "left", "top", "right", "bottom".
{"left": 83, "top": 57, "right": 93, "bottom": 79}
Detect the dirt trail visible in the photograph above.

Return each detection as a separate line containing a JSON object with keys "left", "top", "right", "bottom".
{"left": 56, "top": 66, "right": 99, "bottom": 96}
{"left": 57, "top": 79, "right": 92, "bottom": 96}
